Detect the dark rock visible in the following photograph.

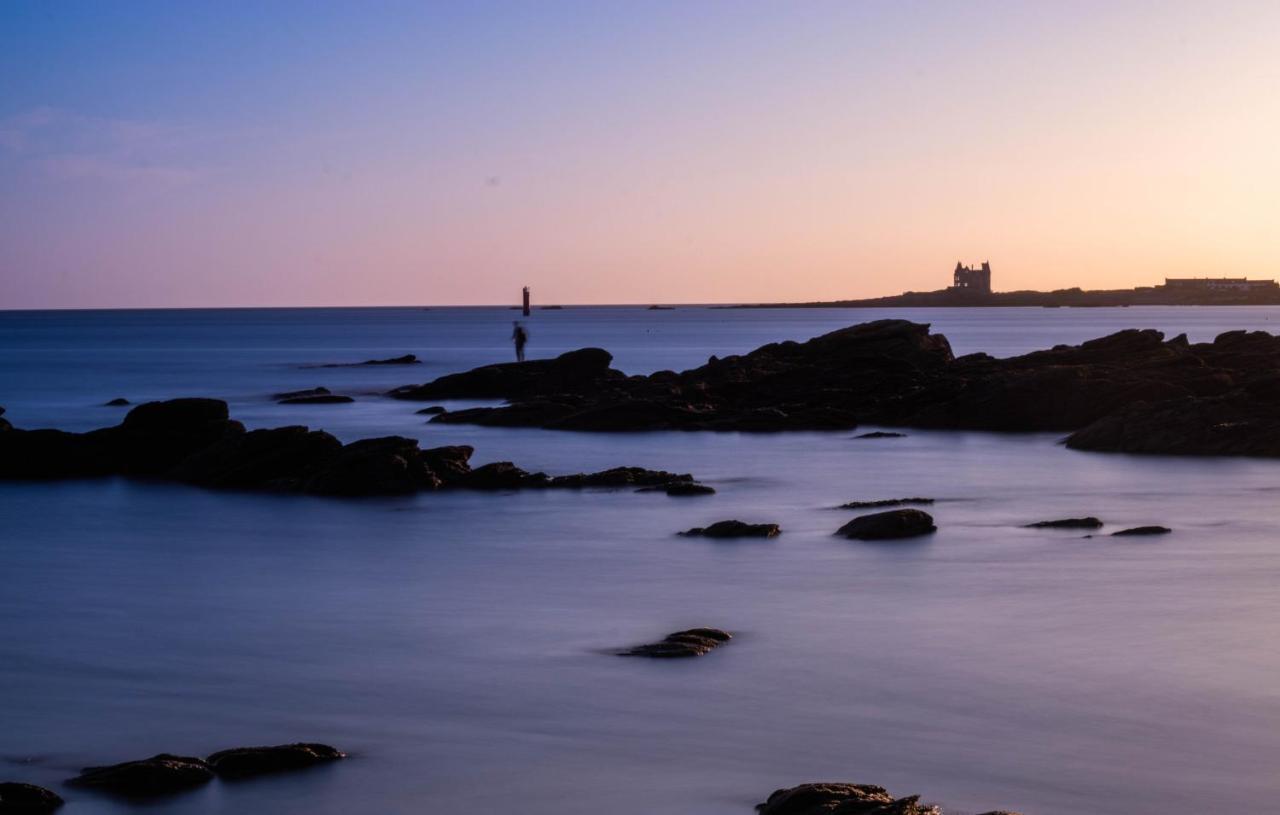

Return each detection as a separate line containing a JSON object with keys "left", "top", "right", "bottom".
{"left": 388, "top": 348, "right": 616, "bottom": 401}
{"left": 0, "top": 406, "right": 9, "bottom": 433}
{"left": 1026, "top": 517, "right": 1103, "bottom": 529}
{"left": 278, "top": 394, "right": 355, "bottom": 405}
{"left": 206, "top": 743, "right": 345, "bottom": 779}
{"left": 418, "top": 445, "right": 474, "bottom": 484}
{"left": 118, "top": 399, "right": 241, "bottom": 475}
{"left": 319, "top": 354, "right": 419, "bottom": 367}
{"left": 387, "top": 318, "right": 1280, "bottom": 455}
{"left": 619, "top": 628, "right": 731, "bottom": 658}
{"left": 681, "top": 520, "right": 780, "bottom": 538}
{"left": 461, "top": 461, "right": 547, "bottom": 490}
{"left": 658, "top": 482, "right": 716, "bottom": 496}
{"left": 0, "top": 406, "right": 701, "bottom": 500}
{"left": 548, "top": 467, "right": 693, "bottom": 488}
{"left": 854, "top": 431, "right": 906, "bottom": 439}
{"left": 1112, "top": 525, "right": 1172, "bottom": 536}
{"left": 0, "top": 782, "right": 64, "bottom": 812}
{"left": 756, "top": 783, "right": 933, "bottom": 815}
{"left": 169, "top": 426, "right": 342, "bottom": 490}
{"left": 837, "top": 509, "right": 936, "bottom": 540}
{"left": 103, "top": 398, "right": 130, "bottom": 407}
{"left": 304, "top": 436, "right": 441, "bottom": 495}
{"left": 839, "top": 497, "right": 933, "bottom": 509}
{"left": 273, "top": 387, "right": 330, "bottom": 401}
{"left": 67, "top": 754, "right": 213, "bottom": 797}
{"left": 415, "top": 406, "right": 447, "bottom": 415}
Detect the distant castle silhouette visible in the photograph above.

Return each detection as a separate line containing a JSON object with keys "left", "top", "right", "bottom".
{"left": 952, "top": 261, "right": 992, "bottom": 294}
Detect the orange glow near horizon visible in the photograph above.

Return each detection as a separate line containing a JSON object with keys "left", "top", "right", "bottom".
{"left": 2, "top": 2, "right": 1278, "bottom": 308}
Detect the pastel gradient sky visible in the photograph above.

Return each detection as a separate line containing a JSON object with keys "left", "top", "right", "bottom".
{"left": 3, "top": 1, "right": 1278, "bottom": 308}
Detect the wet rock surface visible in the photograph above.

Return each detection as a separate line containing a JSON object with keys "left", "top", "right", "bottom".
{"left": 619, "top": 628, "right": 732, "bottom": 658}
{"left": 67, "top": 754, "right": 213, "bottom": 797}
{"left": 0, "top": 400, "right": 696, "bottom": 498}
{"left": 681, "top": 520, "right": 780, "bottom": 538}
{"left": 206, "top": 743, "right": 345, "bottom": 779}
{"left": 0, "top": 782, "right": 64, "bottom": 812}
{"left": 837, "top": 509, "right": 937, "bottom": 540}
{"left": 387, "top": 319, "right": 1280, "bottom": 455}
{"left": 1026, "top": 517, "right": 1103, "bottom": 529}
{"left": 854, "top": 431, "right": 906, "bottom": 439}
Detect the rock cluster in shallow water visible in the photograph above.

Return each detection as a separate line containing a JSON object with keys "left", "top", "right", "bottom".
{"left": 0, "top": 399, "right": 696, "bottom": 498}
{"left": 619, "top": 628, "right": 732, "bottom": 658}
{"left": 387, "top": 319, "right": 1280, "bottom": 456}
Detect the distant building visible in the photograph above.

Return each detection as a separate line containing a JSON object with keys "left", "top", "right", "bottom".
{"left": 1162, "top": 277, "right": 1278, "bottom": 292}
{"left": 952, "top": 261, "right": 992, "bottom": 294}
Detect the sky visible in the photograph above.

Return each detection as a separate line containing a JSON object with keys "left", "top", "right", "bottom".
{"left": 2, "top": 1, "right": 1278, "bottom": 308}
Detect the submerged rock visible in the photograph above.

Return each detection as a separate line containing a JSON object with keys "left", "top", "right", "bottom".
{"left": 68, "top": 754, "right": 213, "bottom": 797}
{"left": 415, "top": 405, "right": 447, "bottom": 415}
{"left": 839, "top": 497, "right": 933, "bottom": 509}
{"left": 279, "top": 394, "right": 354, "bottom": 404}
{"left": 658, "top": 482, "right": 716, "bottom": 496}
{"left": 619, "top": 628, "right": 732, "bottom": 658}
{"left": 854, "top": 431, "right": 906, "bottom": 439}
{"left": 319, "top": 354, "right": 419, "bottom": 367}
{"left": 837, "top": 509, "right": 936, "bottom": 540}
{"left": 206, "top": 743, "right": 345, "bottom": 779}
{"left": 681, "top": 520, "right": 780, "bottom": 538}
{"left": 103, "top": 398, "right": 130, "bottom": 407}
{"left": 548, "top": 467, "right": 693, "bottom": 488}
{"left": 1026, "top": 517, "right": 1103, "bottom": 529}
{"left": 273, "top": 387, "right": 331, "bottom": 401}
{"left": 0, "top": 782, "right": 64, "bottom": 812}
{"left": 1111, "top": 525, "right": 1172, "bottom": 536}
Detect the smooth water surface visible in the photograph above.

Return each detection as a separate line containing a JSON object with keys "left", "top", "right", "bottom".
{"left": 2, "top": 306, "right": 1279, "bottom": 815}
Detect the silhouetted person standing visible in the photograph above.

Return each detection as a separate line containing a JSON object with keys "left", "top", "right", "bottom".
{"left": 512, "top": 321, "right": 528, "bottom": 362}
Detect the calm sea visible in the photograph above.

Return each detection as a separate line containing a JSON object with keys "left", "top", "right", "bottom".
{"left": 2, "top": 306, "right": 1279, "bottom": 815}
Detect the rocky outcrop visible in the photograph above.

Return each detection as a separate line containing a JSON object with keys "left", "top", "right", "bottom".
{"left": 837, "top": 509, "right": 936, "bottom": 540}
{"left": 681, "top": 521, "right": 780, "bottom": 538}
{"left": 317, "top": 354, "right": 419, "bottom": 367}
{"left": 206, "top": 743, "right": 344, "bottom": 779}
{"left": 0, "top": 400, "right": 696, "bottom": 499}
{"left": 839, "top": 498, "right": 933, "bottom": 509}
{"left": 415, "top": 405, "right": 447, "bottom": 415}
{"left": 274, "top": 387, "right": 353, "bottom": 404}
{"left": 388, "top": 348, "right": 617, "bottom": 401}
{"left": 103, "top": 398, "right": 130, "bottom": 407}
{"left": 68, "top": 754, "right": 213, "bottom": 797}
{"left": 0, "top": 782, "right": 64, "bottom": 812}
{"left": 656, "top": 482, "right": 716, "bottom": 496}
{"left": 854, "top": 431, "right": 906, "bottom": 439}
{"left": 547, "top": 466, "right": 693, "bottom": 489}
{"left": 756, "top": 782, "right": 1020, "bottom": 815}
{"left": 1112, "top": 525, "right": 1172, "bottom": 536}
{"left": 1026, "top": 517, "right": 1102, "bottom": 529}
{"left": 619, "top": 628, "right": 732, "bottom": 658}
{"left": 393, "top": 320, "right": 1280, "bottom": 455}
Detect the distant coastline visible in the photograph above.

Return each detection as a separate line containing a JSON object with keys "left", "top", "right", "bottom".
{"left": 728, "top": 270, "right": 1280, "bottom": 308}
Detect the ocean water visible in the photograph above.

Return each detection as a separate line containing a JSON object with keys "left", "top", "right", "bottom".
{"left": 2, "top": 305, "right": 1279, "bottom": 815}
